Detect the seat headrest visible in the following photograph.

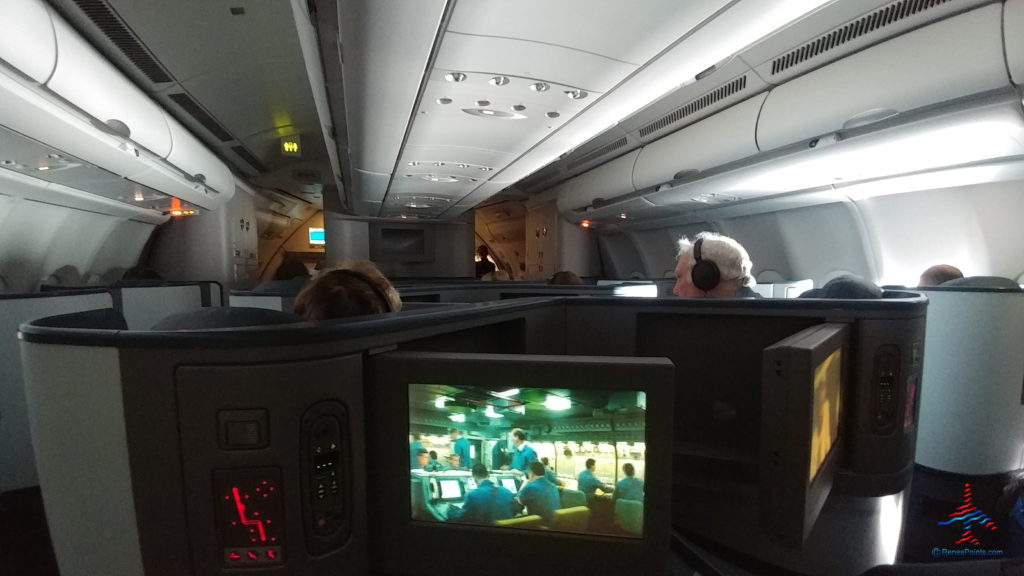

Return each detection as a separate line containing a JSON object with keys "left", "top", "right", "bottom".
{"left": 800, "top": 275, "right": 882, "bottom": 299}
{"left": 152, "top": 307, "right": 305, "bottom": 331}
{"left": 939, "top": 276, "right": 1022, "bottom": 290}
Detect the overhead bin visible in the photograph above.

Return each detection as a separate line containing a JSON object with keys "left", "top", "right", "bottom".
{"left": 1006, "top": 0, "right": 1024, "bottom": 86}
{"left": 0, "top": 1, "right": 234, "bottom": 211}
{"left": 48, "top": 15, "right": 172, "bottom": 159}
{"left": 555, "top": 149, "right": 639, "bottom": 214}
{"left": 757, "top": 4, "right": 1009, "bottom": 151}
{"left": 0, "top": 0, "right": 56, "bottom": 83}
{"left": 632, "top": 93, "right": 765, "bottom": 191}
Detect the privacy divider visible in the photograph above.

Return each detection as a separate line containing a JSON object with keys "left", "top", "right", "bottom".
{"left": 0, "top": 289, "right": 113, "bottom": 494}
{"left": 18, "top": 293, "right": 927, "bottom": 576}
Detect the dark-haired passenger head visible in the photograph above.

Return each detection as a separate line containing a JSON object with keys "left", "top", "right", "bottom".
{"left": 918, "top": 264, "right": 964, "bottom": 287}
{"left": 528, "top": 461, "right": 546, "bottom": 478}
{"left": 585, "top": 458, "right": 596, "bottom": 470}
{"left": 472, "top": 463, "right": 489, "bottom": 480}
{"left": 799, "top": 275, "right": 881, "bottom": 299}
{"left": 274, "top": 259, "right": 310, "bottom": 281}
{"left": 293, "top": 259, "right": 402, "bottom": 320}
{"left": 476, "top": 245, "right": 490, "bottom": 258}
{"left": 548, "top": 270, "right": 583, "bottom": 285}
{"left": 623, "top": 463, "right": 635, "bottom": 477}
{"left": 511, "top": 428, "right": 526, "bottom": 443}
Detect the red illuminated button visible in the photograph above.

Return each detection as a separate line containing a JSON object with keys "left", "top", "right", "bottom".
{"left": 267, "top": 549, "right": 277, "bottom": 560}
{"left": 248, "top": 551, "right": 259, "bottom": 560}
{"left": 228, "top": 551, "right": 242, "bottom": 561}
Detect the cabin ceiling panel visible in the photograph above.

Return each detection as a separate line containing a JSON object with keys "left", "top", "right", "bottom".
{"left": 447, "top": 0, "right": 729, "bottom": 66}
{"left": 435, "top": 33, "right": 631, "bottom": 93}
{"left": 399, "top": 145, "right": 517, "bottom": 173}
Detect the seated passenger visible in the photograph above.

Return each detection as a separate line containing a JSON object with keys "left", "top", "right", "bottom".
{"left": 415, "top": 448, "right": 444, "bottom": 472}
{"left": 448, "top": 464, "right": 518, "bottom": 525}
{"left": 293, "top": 259, "right": 402, "bottom": 320}
{"left": 799, "top": 275, "right": 881, "bottom": 299}
{"left": 491, "top": 440, "right": 508, "bottom": 471}
{"left": 577, "top": 458, "right": 614, "bottom": 504}
{"left": 548, "top": 270, "right": 583, "bottom": 285}
{"left": 252, "top": 258, "right": 310, "bottom": 294}
{"left": 613, "top": 463, "right": 644, "bottom": 503}
{"left": 541, "top": 457, "right": 563, "bottom": 486}
{"left": 673, "top": 232, "right": 759, "bottom": 298}
{"left": 918, "top": 264, "right": 963, "bottom": 287}
{"left": 445, "top": 453, "right": 463, "bottom": 470}
{"left": 516, "top": 461, "right": 561, "bottom": 525}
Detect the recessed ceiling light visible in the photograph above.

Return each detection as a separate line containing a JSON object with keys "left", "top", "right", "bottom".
{"left": 565, "top": 89, "right": 588, "bottom": 100}
{"left": 489, "top": 76, "right": 510, "bottom": 86}
{"left": 407, "top": 161, "right": 419, "bottom": 166}
{"left": 530, "top": 82, "right": 550, "bottom": 92}
{"left": 475, "top": 100, "right": 491, "bottom": 107}
{"left": 462, "top": 108, "right": 526, "bottom": 120}
{"left": 444, "top": 72, "right": 467, "bottom": 82}
{"left": 545, "top": 111, "right": 560, "bottom": 118}
{"left": 619, "top": 213, "right": 628, "bottom": 219}
{"left": 511, "top": 104, "right": 526, "bottom": 112}
{"left": 437, "top": 97, "right": 452, "bottom": 105}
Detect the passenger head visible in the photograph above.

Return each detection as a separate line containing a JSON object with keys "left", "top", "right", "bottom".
{"left": 623, "top": 463, "right": 635, "bottom": 477}
{"left": 528, "top": 461, "right": 546, "bottom": 479}
{"left": 799, "top": 275, "right": 881, "bottom": 299}
{"left": 293, "top": 259, "right": 402, "bottom": 320}
{"left": 918, "top": 264, "right": 964, "bottom": 287}
{"left": 429, "top": 450, "right": 438, "bottom": 461}
{"left": 476, "top": 245, "right": 490, "bottom": 260}
{"left": 511, "top": 428, "right": 527, "bottom": 446}
{"left": 548, "top": 270, "right": 583, "bottom": 285}
{"left": 447, "top": 453, "right": 461, "bottom": 468}
{"left": 416, "top": 448, "right": 429, "bottom": 467}
{"left": 541, "top": 457, "right": 550, "bottom": 466}
{"left": 673, "top": 232, "right": 754, "bottom": 298}
{"left": 585, "top": 458, "right": 596, "bottom": 470}
{"left": 449, "top": 428, "right": 461, "bottom": 439}
{"left": 273, "top": 258, "right": 310, "bottom": 281}
{"left": 121, "top": 265, "right": 162, "bottom": 281}
{"left": 472, "top": 463, "right": 489, "bottom": 481}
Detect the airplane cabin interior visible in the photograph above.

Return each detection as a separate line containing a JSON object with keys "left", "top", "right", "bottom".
{"left": 2, "top": 0, "right": 1024, "bottom": 575}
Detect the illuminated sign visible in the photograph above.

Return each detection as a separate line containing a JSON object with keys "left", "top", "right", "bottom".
{"left": 281, "top": 136, "right": 302, "bottom": 157}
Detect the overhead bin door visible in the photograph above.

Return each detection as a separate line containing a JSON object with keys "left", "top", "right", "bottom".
{"left": 757, "top": 4, "right": 1008, "bottom": 152}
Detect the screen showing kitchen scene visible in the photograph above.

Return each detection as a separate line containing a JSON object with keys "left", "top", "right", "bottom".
{"left": 408, "top": 384, "right": 647, "bottom": 537}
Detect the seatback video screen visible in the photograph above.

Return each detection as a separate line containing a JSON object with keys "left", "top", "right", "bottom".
{"left": 810, "top": 348, "right": 841, "bottom": 482}
{"left": 408, "top": 384, "right": 647, "bottom": 538}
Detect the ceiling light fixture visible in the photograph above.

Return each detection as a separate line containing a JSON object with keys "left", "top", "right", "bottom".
{"left": 462, "top": 108, "right": 526, "bottom": 120}
{"left": 530, "top": 82, "right": 550, "bottom": 92}
{"left": 544, "top": 394, "right": 571, "bottom": 411}
{"left": 484, "top": 406, "right": 504, "bottom": 419}
{"left": 448, "top": 413, "right": 466, "bottom": 423}
{"left": 545, "top": 112, "right": 560, "bottom": 119}
{"left": 437, "top": 97, "right": 452, "bottom": 105}
{"left": 565, "top": 89, "right": 588, "bottom": 100}
{"left": 489, "top": 76, "right": 510, "bottom": 86}
{"left": 444, "top": 72, "right": 467, "bottom": 82}
{"left": 511, "top": 104, "right": 526, "bottom": 112}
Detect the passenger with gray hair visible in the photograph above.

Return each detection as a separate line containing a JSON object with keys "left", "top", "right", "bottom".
{"left": 673, "top": 232, "right": 759, "bottom": 298}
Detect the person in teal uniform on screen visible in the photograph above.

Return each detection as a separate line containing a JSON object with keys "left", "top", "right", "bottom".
{"left": 516, "top": 461, "right": 561, "bottom": 526}
{"left": 577, "top": 458, "right": 614, "bottom": 504}
{"left": 508, "top": 428, "right": 538, "bottom": 475}
{"left": 613, "top": 463, "right": 644, "bottom": 503}
{"left": 448, "top": 464, "right": 517, "bottom": 525}
{"left": 450, "top": 428, "right": 472, "bottom": 470}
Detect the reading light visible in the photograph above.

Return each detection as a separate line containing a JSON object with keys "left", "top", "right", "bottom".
{"left": 489, "top": 76, "right": 510, "bottom": 86}
{"left": 444, "top": 72, "right": 467, "bottom": 82}
{"left": 544, "top": 395, "right": 571, "bottom": 411}
{"left": 579, "top": 220, "right": 592, "bottom": 229}
{"left": 511, "top": 104, "right": 526, "bottom": 112}
{"left": 565, "top": 89, "right": 588, "bottom": 100}
{"left": 134, "top": 190, "right": 145, "bottom": 202}
{"left": 475, "top": 100, "right": 491, "bottom": 107}
{"left": 529, "top": 82, "right": 550, "bottom": 92}
{"left": 448, "top": 413, "right": 466, "bottom": 423}
{"left": 437, "top": 98, "right": 452, "bottom": 105}
{"left": 484, "top": 406, "right": 503, "bottom": 419}
{"left": 545, "top": 112, "right": 560, "bottom": 119}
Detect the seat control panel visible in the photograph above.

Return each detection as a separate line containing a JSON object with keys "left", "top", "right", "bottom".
{"left": 301, "top": 401, "right": 351, "bottom": 556}
{"left": 872, "top": 345, "right": 901, "bottom": 435}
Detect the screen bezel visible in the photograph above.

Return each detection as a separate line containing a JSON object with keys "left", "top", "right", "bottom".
{"left": 759, "top": 322, "right": 848, "bottom": 549}
{"left": 365, "top": 351, "right": 674, "bottom": 576}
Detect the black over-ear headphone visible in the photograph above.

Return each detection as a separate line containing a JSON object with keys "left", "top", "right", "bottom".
{"left": 691, "top": 238, "right": 721, "bottom": 292}
{"left": 333, "top": 269, "right": 393, "bottom": 313}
